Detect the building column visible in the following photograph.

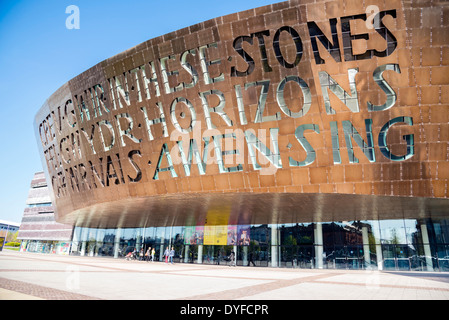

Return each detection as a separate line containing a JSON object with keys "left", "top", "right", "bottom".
{"left": 136, "top": 228, "right": 142, "bottom": 253}
{"left": 113, "top": 228, "right": 122, "bottom": 258}
{"left": 95, "top": 229, "right": 103, "bottom": 256}
{"left": 70, "top": 228, "right": 79, "bottom": 255}
{"left": 421, "top": 223, "right": 434, "bottom": 271}
{"left": 242, "top": 246, "right": 248, "bottom": 266}
{"left": 160, "top": 227, "right": 165, "bottom": 262}
{"left": 362, "top": 226, "right": 371, "bottom": 269}
{"left": 87, "top": 229, "right": 96, "bottom": 256}
{"left": 271, "top": 225, "right": 279, "bottom": 267}
{"left": 314, "top": 223, "right": 323, "bottom": 269}
{"left": 197, "top": 245, "right": 203, "bottom": 264}
{"left": 375, "top": 243, "right": 383, "bottom": 270}
{"left": 233, "top": 245, "right": 238, "bottom": 266}
{"left": 168, "top": 226, "right": 173, "bottom": 249}
{"left": 80, "top": 228, "right": 88, "bottom": 256}
{"left": 184, "top": 245, "right": 190, "bottom": 263}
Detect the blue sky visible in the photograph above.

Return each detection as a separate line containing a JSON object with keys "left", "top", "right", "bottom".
{"left": 0, "top": 0, "right": 280, "bottom": 223}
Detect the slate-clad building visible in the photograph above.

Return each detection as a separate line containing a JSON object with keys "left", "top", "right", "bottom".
{"left": 18, "top": 172, "right": 73, "bottom": 254}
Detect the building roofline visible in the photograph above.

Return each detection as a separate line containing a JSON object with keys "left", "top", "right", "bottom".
{"left": 0, "top": 220, "right": 21, "bottom": 227}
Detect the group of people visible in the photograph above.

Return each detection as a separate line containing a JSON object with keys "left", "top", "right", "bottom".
{"left": 144, "top": 247, "right": 156, "bottom": 261}
{"left": 226, "top": 251, "right": 255, "bottom": 267}
{"left": 163, "top": 247, "right": 176, "bottom": 264}
{"left": 124, "top": 246, "right": 175, "bottom": 263}
{"left": 125, "top": 247, "right": 156, "bottom": 261}
{"left": 125, "top": 247, "right": 253, "bottom": 267}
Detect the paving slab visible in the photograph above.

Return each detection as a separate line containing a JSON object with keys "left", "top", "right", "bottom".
{"left": 1, "top": 251, "right": 448, "bottom": 302}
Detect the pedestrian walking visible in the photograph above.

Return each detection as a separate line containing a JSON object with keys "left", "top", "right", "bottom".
{"left": 169, "top": 247, "right": 175, "bottom": 264}
{"left": 248, "top": 251, "right": 256, "bottom": 266}
{"left": 145, "top": 247, "right": 151, "bottom": 262}
{"left": 139, "top": 248, "right": 144, "bottom": 261}
{"left": 164, "top": 247, "right": 169, "bottom": 263}
{"left": 151, "top": 247, "right": 155, "bottom": 262}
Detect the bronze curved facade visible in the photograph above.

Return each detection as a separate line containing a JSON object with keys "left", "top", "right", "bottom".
{"left": 36, "top": 0, "right": 449, "bottom": 229}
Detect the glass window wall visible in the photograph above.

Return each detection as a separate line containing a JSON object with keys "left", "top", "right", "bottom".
{"left": 69, "top": 218, "right": 449, "bottom": 272}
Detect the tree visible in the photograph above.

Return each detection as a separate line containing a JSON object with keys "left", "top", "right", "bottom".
{"left": 6, "top": 231, "right": 18, "bottom": 243}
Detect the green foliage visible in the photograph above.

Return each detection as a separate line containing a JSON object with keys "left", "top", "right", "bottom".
{"left": 5, "top": 241, "right": 21, "bottom": 247}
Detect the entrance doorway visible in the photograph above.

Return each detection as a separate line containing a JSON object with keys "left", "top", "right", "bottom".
{"left": 382, "top": 244, "right": 411, "bottom": 270}
{"left": 333, "top": 245, "right": 364, "bottom": 269}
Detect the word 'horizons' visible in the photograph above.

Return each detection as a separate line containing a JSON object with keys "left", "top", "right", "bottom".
{"left": 37, "top": 9, "right": 414, "bottom": 198}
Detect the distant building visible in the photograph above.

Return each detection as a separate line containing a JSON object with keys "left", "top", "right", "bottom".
{"left": 0, "top": 220, "right": 20, "bottom": 241}
{"left": 18, "top": 172, "right": 73, "bottom": 254}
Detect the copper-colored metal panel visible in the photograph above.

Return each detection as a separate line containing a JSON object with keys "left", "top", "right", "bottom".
{"left": 35, "top": 0, "right": 449, "bottom": 228}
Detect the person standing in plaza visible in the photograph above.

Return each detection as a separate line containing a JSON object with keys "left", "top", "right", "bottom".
{"left": 151, "top": 247, "right": 155, "bottom": 262}
{"left": 248, "top": 251, "right": 256, "bottom": 267}
{"left": 169, "top": 247, "right": 175, "bottom": 264}
{"left": 139, "top": 248, "right": 144, "bottom": 261}
{"left": 164, "top": 247, "right": 169, "bottom": 263}
{"left": 145, "top": 247, "right": 151, "bottom": 262}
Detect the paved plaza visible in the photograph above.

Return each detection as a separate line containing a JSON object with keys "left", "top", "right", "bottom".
{"left": 0, "top": 250, "right": 448, "bottom": 301}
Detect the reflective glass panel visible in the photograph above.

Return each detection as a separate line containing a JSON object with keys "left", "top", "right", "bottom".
{"left": 433, "top": 219, "right": 449, "bottom": 244}
{"left": 379, "top": 219, "right": 407, "bottom": 244}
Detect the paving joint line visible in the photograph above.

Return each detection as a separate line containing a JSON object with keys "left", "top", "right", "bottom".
{"left": 178, "top": 273, "right": 340, "bottom": 300}
{"left": 0, "top": 277, "right": 102, "bottom": 300}
{"left": 312, "top": 280, "right": 449, "bottom": 292}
